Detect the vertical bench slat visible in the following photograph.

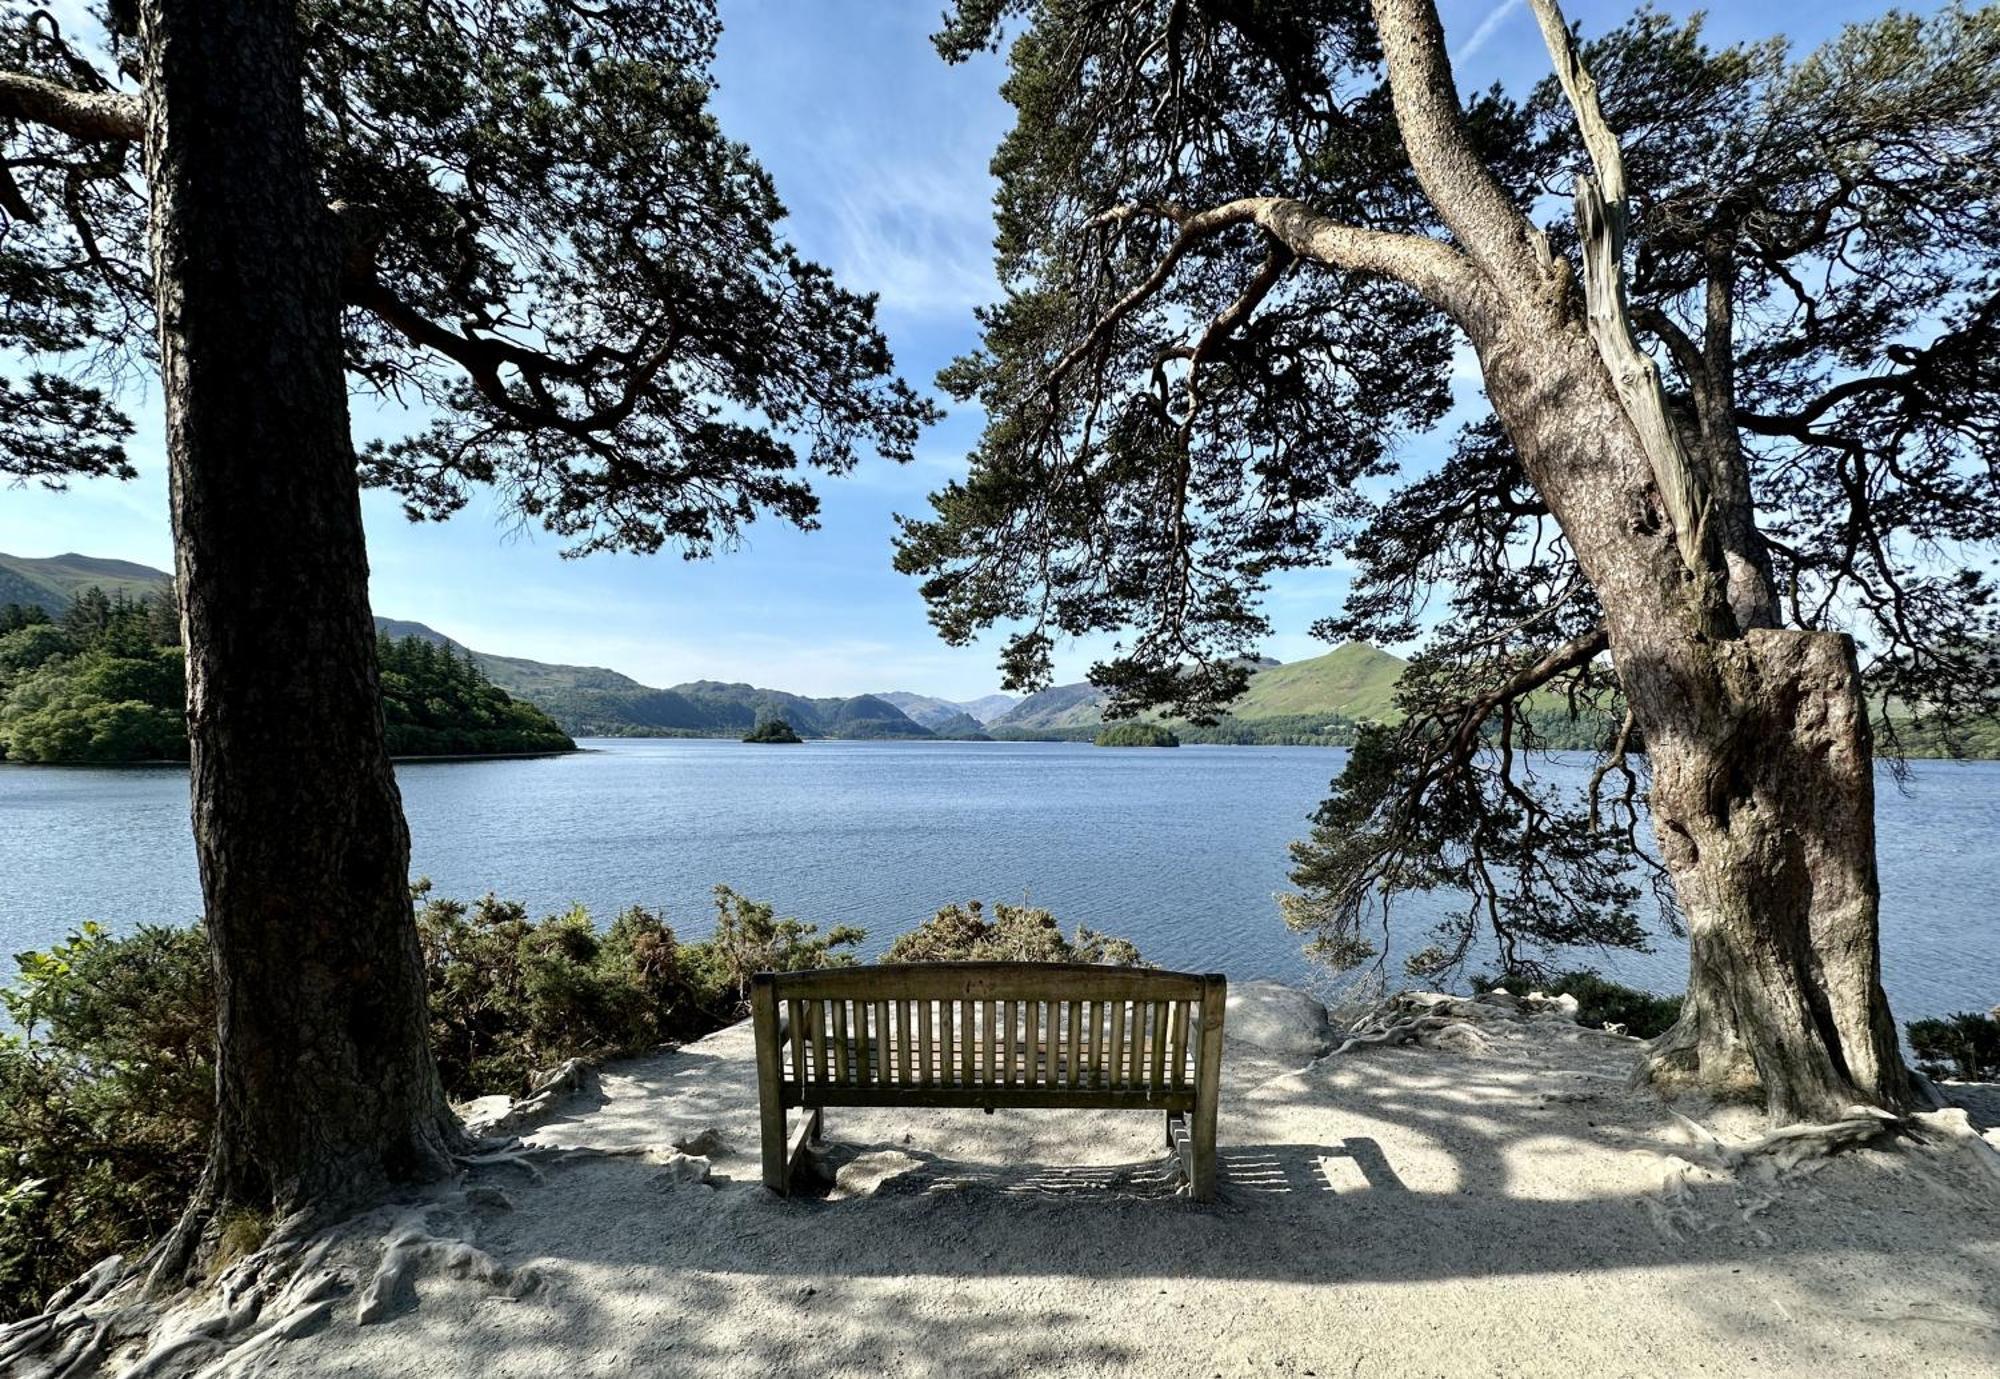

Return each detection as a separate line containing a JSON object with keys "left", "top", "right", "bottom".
{"left": 959, "top": 998, "right": 975, "bottom": 1085}
{"left": 983, "top": 999, "right": 997, "bottom": 1085}
{"left": 895, "top": 999, "right": 911, "bottom": 1084}
{"left": 1082, "top": 999, "right": 1098, "bottom": 1086}
{"left": 788, "top": 999, "right": 806, "bottom": 1083}
{"left": 1169, "top": 1000, "right": 1190, "bottom": 1090}
{"left": 873, "top": 1000, "right": 889, "bottom": 1084}
{"left": 1024, "top": 1000, "right": 1041, "bottom": 1085}
{"left": 1065, "top": 999, "right": 1082, "bottom": 1087}
{"left": 1000, "top": 999, "right": 1016, "bottom": 1087}
{"left": 1128, "top": 1000, "right": 1146, "bottom": 1085}
{"left": 1149, "top": 1001, "right": 1168, "bottom": 1088}
{"left": 918, "top": 998, "right": 934, "bottom": 1085}
{"left": 859, "top": 1000, "right": 875, "bottom": 1085}
{"left": 833, "top": 1000, "right": 850, "bottom": 1084}
{"left": 1108, "top": 998, "right": 1127, "bottom": 1089}
{"left": 810, "top": 999, "right": 828, "bottom": 1085}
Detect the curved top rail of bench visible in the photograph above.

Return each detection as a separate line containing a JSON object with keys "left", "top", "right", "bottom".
{"left": 756, "top": 962, "right": 1223, "bottom": 1003}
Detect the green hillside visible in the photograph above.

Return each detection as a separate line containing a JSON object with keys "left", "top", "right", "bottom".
{"left": 0, "top": 553, "right": 173, "bottom": 615}
{"left": 1227, "top": 642, "right": 1406, "bottom": 722}
{"left": 991, "top": 643, "right": 1409, "bottom": 743}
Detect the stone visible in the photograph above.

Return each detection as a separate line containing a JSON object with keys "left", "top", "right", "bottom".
{"left": 1223, "top": 982, "right": 1333, "bottom": 1058}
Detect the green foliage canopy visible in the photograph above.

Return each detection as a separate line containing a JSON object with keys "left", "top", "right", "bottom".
{"left": 0, "top": 0, "right": 935, "bottom": 553}
{"left": 908, "top": 0, "right": 2000, "bottom": 980}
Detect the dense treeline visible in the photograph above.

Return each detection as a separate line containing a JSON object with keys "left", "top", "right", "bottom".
{"left": 1094, "top": 722, "right": 1179, "bottom": 747}
{"left": 375, "top": 634, "right": 574, "bottom": 757}
{"left": 0, "top": 593, "right": 186, "bottom": 763}
{"left": 0, "top": 588, "right": 572, "bottom": 762}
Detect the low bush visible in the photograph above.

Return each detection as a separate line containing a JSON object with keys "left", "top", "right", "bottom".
{"left": 0, "top": 882, "right": 862, "bottom": 1321}
{"left": 1471, "top": 967, "right": 1683, "bottom": 1038}
{"left": 884, "top": 900, "right": 1144, "bottom": 966}
{"left": 0, "top": 888, "right": 1146, "bottom": 1317}
{"left": 0, "top": 923, "right": 213, "bottom": 1321}
{"left": 1905, "top": 1011, "right": 2000, "bottom": 1083}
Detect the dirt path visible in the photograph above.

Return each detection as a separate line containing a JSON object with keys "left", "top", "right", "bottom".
{"left": 192, "top": 991, "right": 2000, "bottom": 1377}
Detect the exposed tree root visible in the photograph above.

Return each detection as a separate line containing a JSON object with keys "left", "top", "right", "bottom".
{"left": 0, "top": 1175, "right": 541, "bottom": 1377}
{"left": 1317, "top": 987, "right": 1587, "bottom": 1061}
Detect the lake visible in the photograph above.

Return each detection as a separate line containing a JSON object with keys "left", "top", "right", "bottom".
{"left": 1, "top": 739, "right": 1994, "bottom": 1019}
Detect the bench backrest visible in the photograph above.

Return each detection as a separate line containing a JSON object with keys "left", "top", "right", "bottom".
{"left": 751, "top": 962, "right": 1226, "bottom": 1112}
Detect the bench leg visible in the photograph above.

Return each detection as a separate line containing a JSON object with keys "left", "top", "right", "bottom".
{"left": 1187, "top": 1102, "right": 1217, "bottom": 1202}
{"left": 752, "top": 977, "right": 790, "bottom": 1195}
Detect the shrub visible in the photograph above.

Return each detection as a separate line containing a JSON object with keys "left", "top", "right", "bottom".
{"left": 1472, "top": 967, "right": 1683, "bottom": 1038}
{"left": 0, "top": 884, "right": 864, "bottom": 1321}
{"left": 698, "top": 885, "right": 864, "bottom": 1005}
{"left": 883, "top": 900, "right": 1144, "bottom": 966}
{"left": 0, "top": 922, "right": 213, "bottom": 1321}
{"left": 416, "top": 888, "right": 722, "bottom": 1096}
{"left": 1906, "top": 1011, "right": 2000, "bottom": 1083}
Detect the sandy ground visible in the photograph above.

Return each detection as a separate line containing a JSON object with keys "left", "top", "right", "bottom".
{"left": 181, "top": 991, "right": 2000, "bottom": 1378}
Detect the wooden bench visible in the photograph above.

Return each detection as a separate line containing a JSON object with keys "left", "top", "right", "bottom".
{"left": 750, "top": 962, "right": 1227, "bottom": 1201}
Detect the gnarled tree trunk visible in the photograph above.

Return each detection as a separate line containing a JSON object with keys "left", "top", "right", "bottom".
{"left": 141, "top": 0, "right": 461, "bottom": 1280}
{"left": 1475, "top": 319, "right": 1911, "bottom": 1122}
{"left": 1639, "top": 631, "right": 1908, "bottom": 1120}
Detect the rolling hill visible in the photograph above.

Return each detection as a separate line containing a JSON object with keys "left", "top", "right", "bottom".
{"left": 876, "top": 690, "right": 1016, "bottom": 729}
{"left": 1226, "top": 642, "right": 1406, "bottom": 722}
{"left": 989, "top": 643, "right": 1407, "bottom": 743}
{"left": 376, "top": 627, "right": 948, "bottom": 740}
{"left": 15, "top": 549, "right": 1992, "bottom": 756}
{"left": 0, "top": 552, "right": 173, "bottom": 613}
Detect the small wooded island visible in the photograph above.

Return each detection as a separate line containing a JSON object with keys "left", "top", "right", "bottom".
{"left": 743, "top": 718, "right": 804, "bottom": 743}
{"left": 1094, "top": 722, "right": 1180, "bottom": 748}
{"left": 0, "top": 591, "right": 574, "bottom": 762}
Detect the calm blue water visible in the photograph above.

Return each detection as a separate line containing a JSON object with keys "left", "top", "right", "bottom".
{"left": 0, "top": 739, "right": 1994, "bottom": 1018}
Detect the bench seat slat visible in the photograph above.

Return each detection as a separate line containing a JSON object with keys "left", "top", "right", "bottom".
{"left": 787, "top": 1083, "right": 1200, "bottom": 1112}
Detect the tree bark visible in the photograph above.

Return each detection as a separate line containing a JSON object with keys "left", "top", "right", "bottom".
{"left": 1471, "top": 318, "right": 1911, "bottom": 1121}
{"left": 139, "top": 0, "right": 461, "bottom": 1275}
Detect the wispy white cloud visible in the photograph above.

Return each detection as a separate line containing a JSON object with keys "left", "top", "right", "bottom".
{"left": 1454, "top": 0, "right": 1526, "bottom": 62}
{"left": 822, "top": 154, "right": 1000, "bottom": 318}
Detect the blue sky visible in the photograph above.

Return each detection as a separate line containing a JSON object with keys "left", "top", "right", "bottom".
{"left": 0, "top": 0, "right": 1897, "bottom": 700}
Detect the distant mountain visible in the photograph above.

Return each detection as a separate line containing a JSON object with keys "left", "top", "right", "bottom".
{"left": 369, "top": 624, "right": 941, "bottom": 740}
{"left": 11, "top": 551, "right": 1999, "bottom": 758}
{"left": 875, "top": 691, "right": 972, "bottom": 730}
{"left": 957, "top": 693, "right": 1019, "bottom": 724}
{"left": 989, "top": 644, "right": 1408, "bottom": 743}
{"left": 0, "top": 552, "right": 172, "bottom": 614}
{"left": 989, "top": 681, "right": 1109, "bottom": 732}
{"left": 876, "top": 690, "right": 1016, "bottom": 729}
{"left": 1228, "top": 642, "right": 1405, "bottom": 722}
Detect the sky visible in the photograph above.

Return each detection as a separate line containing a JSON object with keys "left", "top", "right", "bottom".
{"left": 0, "top": 0, "right": 1902, "bottom": 701}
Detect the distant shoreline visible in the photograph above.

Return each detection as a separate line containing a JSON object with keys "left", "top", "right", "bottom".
{"left": 0, "top": 746, "right": 585, "bottom": 770}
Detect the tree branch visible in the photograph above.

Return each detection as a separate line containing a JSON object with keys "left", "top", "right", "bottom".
{"left": 1060, "top": 196, "right": 1493, "bottom": 398}
{"left": 1448, "top": 625, "right": 1608, "bottom": 759}
{"left": 1368, "top": 0, "right": 1544, "bottom": 291}
{"left": 1528, "top": 0, "right": 1723, "bottom": 617}
{"left": 0, "top": 69, "right": 140, "bottom": 142}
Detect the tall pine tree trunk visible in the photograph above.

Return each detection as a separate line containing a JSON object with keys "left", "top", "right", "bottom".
{"left": 1477, "top": 326, "right": 1911, "bottom": 1123}
{"left": 140, "top": 0, "right": 461, "bottom": 1275}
